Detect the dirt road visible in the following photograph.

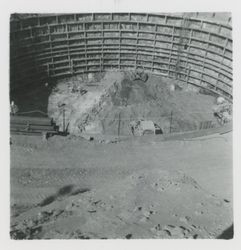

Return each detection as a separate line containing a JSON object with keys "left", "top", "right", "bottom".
{"left": 10, "top": 132, "right": 233, "bottom": 239}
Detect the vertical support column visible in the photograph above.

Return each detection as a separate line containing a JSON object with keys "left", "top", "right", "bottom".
{"left": 47, "top": 63, "right": 50, "bottom": 77}
{"left": 101, "top": 22, "right": 104, "bottom": 72}
{"left": 184, "top": 28, "right": 192, "bottom": 79}
{"left": 168, "top": 26, "right": 175, "bottom": 76}
{"left": 201, "top": 48, "right": 208, "bottom": 87}
{"left": 220, "top": 38, "right": 229, "bottom": 69}
{"left": 118, "top": 111, "right": 121, "bottom": 137}
{"left": 186, "top": 66, "right": 190, "bottom": 86}
{"left": 152, "top": 24, "right": 157, "bottom": 72}
{"left": 20, "top": 20, "right": 23, "bottom": 30}
{"left": 218, "top": 24, "right": 222, "bottom": 33}
{"left": 29, "top": 27, "right": 33, "bottom": 40}
{"left": 66, "top": 23, "right": 71, "bottom": 74}
{"left": 119, "top": 22, "right": 121, "bottom": 70}
{"left": 169, "top": 111, "right": 173, "bottom": 134}
{"left": 221, "top": 47, "right": 226, "bottom": 67}
{"left": 46, "top": 23, "right": 53, "bottom": 77}
{"left": 135, "top": 22, "right": 139, "bottom": 70}
{"left": 164, "top": 15, "right": 167, "bottom": 24}
{"left": 37, "top": 16, "right": 41, "bottom": 26}
{"left": 215, "top": 72, "right": 220, "bottom": 91}
{"left": 84, "top": 23, "right": 87, "bottom": 72}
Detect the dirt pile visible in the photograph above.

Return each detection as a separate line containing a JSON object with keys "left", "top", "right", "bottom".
{"left": 47, "top": 72, "right": 123, "bottom": 134}
{"left": 48, "top": 71, "right": 218, "bottom": 135}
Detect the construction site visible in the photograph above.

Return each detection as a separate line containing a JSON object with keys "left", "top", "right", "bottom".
{"left": 10, "top": 12, "right": 233, "bottom": 239}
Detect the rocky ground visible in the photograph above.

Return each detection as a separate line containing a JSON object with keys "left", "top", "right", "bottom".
{"left": 10, "top": 132, "right": 233, "bottom": 239}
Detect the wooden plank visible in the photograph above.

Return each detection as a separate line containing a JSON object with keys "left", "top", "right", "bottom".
{"left": 10, "top": 116, "right": 52, "bottom": 125}
{"left": 10, "top": 130, "right": 42, "bottom": 136}
{"left": 10, "top": 128, "right": 57, "bottom": 134}
{"left": 11, "top": 123, "right": 55, "bottom": 131}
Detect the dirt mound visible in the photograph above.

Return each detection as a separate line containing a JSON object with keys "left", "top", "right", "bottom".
{"left": 48, "top": 72, "right": 218, "bottom": 135}
{"left": 94, "top": 74, "right": 218, "bottom": 135}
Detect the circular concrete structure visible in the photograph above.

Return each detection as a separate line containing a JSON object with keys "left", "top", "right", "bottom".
{"left": 10, "top": 13, "right": 232, "bottom": 100}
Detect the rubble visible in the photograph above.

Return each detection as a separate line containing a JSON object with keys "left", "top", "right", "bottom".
{"left": 213, "top": 96, "right": 232, "bottom": 125}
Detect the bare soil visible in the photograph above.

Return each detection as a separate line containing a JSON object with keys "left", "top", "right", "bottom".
{"left": 47, "top": 72, "right": 219, "bottom": 135}
{"left": 10, "top": 132, "right": 233, "bottom": 239}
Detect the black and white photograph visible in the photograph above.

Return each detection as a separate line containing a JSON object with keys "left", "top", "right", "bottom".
{"left": 8, "top": 11, "right": 234, "bottom": 240}
{"left": 1, "top": 0, "right": 241, "bottom": 248}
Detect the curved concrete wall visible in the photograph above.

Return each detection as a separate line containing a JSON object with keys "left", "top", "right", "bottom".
{"left": 10, "top": 13, "right": 232, "bottom": 99}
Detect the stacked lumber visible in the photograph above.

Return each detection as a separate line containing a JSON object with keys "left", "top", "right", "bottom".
{"left": 10, "top": 115, "right": 58, "bottom": 136}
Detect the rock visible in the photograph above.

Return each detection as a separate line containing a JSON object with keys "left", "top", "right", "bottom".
{"left": 179, "top": 216, "right": 191, "bottom": 223}
{"left": 217, "top": 96, "right": 225, "bottom": 105}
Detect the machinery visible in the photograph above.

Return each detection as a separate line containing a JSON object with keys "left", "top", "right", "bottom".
{"left": 130, "top": 67, "right": 148, "bottom": 82}
{"left": 130, "top": 120, "right": 163, "bottom": 136}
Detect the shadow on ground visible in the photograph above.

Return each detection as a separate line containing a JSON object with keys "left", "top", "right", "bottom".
{"left": 39, "top": 184, "right": 90, "bottom": 207}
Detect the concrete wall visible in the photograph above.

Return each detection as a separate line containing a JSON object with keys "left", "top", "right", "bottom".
{"left": 10, "top": 13, "right": 232, "bottom": 99}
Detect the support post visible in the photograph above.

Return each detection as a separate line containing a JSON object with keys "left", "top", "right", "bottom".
{"left": 63, "top": 107, "right": 66, "bottom": 133}
{"left": 169, "top": 111, "right": 173, "bottom": 133}
{"left": 118, "top": 112, "right": 121, "bottom": 137}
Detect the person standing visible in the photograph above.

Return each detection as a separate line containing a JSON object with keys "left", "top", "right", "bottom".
{"left": 10, "top": 101, "right": 19, "bottom": 115}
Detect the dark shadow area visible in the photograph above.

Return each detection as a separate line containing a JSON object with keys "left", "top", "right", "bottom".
{"left": 10, "top": 17, "right": 54, "bottom": 116}
{"left": 57, "top": 184, "right": 74, "bottom": 196}
{"left": 39, "top": 195, "right": 56, "bottom": 207}
{"left": 217, "top": 224, "right": 234, "bottom": 239}
{"left": 39, "top": 185, "right": 90, "bottom": 207}
{"left": 10, "top": 78, "right": 56, "bottom": 116}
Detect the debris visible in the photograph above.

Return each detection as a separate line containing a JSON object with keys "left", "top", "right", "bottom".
{"left": 213, "top": 96, "right": 232, "bottom": 125}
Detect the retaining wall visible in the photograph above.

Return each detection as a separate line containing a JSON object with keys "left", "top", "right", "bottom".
{"left": 10, "top": 13, "right": 232, "bottom": 99}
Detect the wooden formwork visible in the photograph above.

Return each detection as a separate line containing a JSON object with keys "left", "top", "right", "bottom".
{"left": 10, "top": 13, "right": 232, "bottom": 99}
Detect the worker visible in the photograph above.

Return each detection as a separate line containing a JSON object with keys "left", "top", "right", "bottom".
{"left": 10, "top": 101, "right": 19, "bottom": 115}
{"left": 131, "top": 125, "right": 134, "bottom": 136}
{"left": 130, "top": 121, "right": 138, "bottom": 136}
